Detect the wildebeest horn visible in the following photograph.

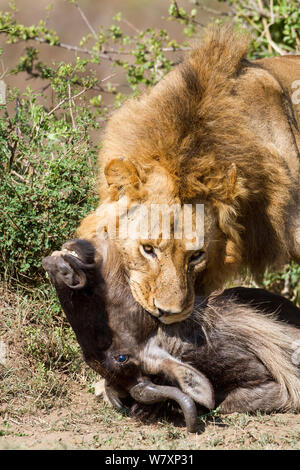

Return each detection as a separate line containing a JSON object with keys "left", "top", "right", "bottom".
{"left": 105, "top": 382, "right": 129, "bottom": 411}
{"left": 42, "top": 243, "right": 113, "bottom": 360}
{"left": 129, "top": 380, "right": 198, "bottom": 433}
{"left": 42, "top": 254, "right": 89, "bottom": 289}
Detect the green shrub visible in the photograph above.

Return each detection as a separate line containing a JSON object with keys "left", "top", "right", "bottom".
{"left": 219, "top": 0, "right": 300, "bottom": 58}
{"left": 0, "top": 86, "right": 98, "bottom": 284}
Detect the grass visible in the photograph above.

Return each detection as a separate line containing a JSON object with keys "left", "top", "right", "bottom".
{"left": 0, "top": 281, "right": 300, "bottom": 450}
{"left": 0, "top": 282, "right": 98, "bottom": 417}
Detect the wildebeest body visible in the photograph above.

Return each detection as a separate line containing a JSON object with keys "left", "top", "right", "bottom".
{"left": 43, "top": 239, "right": 300, "bottom": 428}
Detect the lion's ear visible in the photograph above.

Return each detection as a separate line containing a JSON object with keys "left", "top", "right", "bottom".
{"left": 104, "top": 158, "right": 141, "bottom": 189}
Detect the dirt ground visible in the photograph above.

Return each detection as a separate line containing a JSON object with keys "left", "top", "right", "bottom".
{"left": 1, "top": 381, "right": 300, "bottom": 450}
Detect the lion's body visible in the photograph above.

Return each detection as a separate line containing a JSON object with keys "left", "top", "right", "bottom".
{"left": 78, "top": 28, "right": 300, "bottom": 323}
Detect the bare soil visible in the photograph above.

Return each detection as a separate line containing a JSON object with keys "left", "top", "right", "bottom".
{"left": 1, "top": 381, "right": 300, "bottom": 450}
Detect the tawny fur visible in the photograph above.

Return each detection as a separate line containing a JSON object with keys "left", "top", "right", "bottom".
{"left": 78, "top": 26, "right": 300, "bottom": 322}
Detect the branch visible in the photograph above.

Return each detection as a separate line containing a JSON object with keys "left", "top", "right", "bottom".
{"left": 32, "top": 37, "right": 115, "bottom": 62}
{"left": 1, "top": 31, "right": 191, "bottom": 64}
{"left": 265, "top": 35, "right": 285, "bottom": 55}
{"left": 162, "top": 46, "right": 191, "bottom": 52}
{"left": 50, "top": 39, "right": 192, "bottom": 60}
{"left": 257, "top": 0, "right": 285, "bottom": 55}
{"left": 75, "top": 2, "right": 97, "bottom": 39}
{"left": 196, "top": 4, "right": 230, "bottom": 17}
{"left": 11, "top": 169, "right": 26, "bottom": 182}
{"left": 102, "top": 45, "right": 191, "bottom": 55}
{"left": 68, "top": 83, "right": 76, "bottom": 129}
{"left": 243, "top": 4, "right": 275, "bottom": 19}
{"left": 122, "top": 18, "right": 141, "bottom": 34}
{"left": 47, "top": 86, "right": 91, "bottom": 116}
{"left": 0, "top": 61, "right": 8, "bottom": 79}
{"left": 7, "top": 138, "right": 18, "bottom": 170}
{"left": 227, "top": 0, "right": 280, "bottom": 20}
{"left": 0, "top": 209, "right": 21, "bottom": 231}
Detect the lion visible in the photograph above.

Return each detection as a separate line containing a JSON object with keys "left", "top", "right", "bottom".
{"left": 77, "top": 27, "right": 300, "bottom": 324}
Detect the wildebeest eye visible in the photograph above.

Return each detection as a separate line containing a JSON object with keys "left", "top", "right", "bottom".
{"left": 189, "top": 250, "right": 205, "bottom": 265}
{"left": 115, "top": 354, "right": 129, "bottom": 364}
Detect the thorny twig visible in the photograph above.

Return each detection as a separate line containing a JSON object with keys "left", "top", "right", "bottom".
{"left": 68, "top": 83, "right": 76, "bottom": 130}
{"left": 47, "top": 86, "right": 90, "bottom": 117}
{"left": 75, "top": 1, "right": 97, "bottom": 39}
{"left": 257, "top": 0, "right": 285, "bottom": 55}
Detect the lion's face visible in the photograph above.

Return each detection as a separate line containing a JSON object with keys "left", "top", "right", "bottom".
{"left": 95, "top": 199, "right": 217, "bottom": 324}
{"left": 89, "top": 159, "right": 223, "bottom": 324}
{"left": 116, "top": 236, "right": 208, "bottom": 324}
{"left": 77, "top": 151, "right": 243, "bottom": 324}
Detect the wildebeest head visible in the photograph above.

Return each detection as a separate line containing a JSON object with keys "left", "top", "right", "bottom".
{"left": 42, "top": 239, "right": 200, "bottom": 432}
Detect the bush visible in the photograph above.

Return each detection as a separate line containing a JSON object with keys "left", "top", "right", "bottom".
{"left": 0, "top": 86, "right": 98, "bottom": 284}
{"left": 219, "top": 0, "right": 300, "bottom": 58}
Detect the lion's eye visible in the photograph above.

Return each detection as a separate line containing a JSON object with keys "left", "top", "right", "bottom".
{"left": 115, "top": 354, "right": 129, "bottom": 364}
{"left": 189, "top": 250, "right": 205, "bottom": 264}
{"left": 142, "top": 244, "right": 155, "bottom": 256}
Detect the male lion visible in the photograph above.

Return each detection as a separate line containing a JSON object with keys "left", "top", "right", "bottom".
{"left": 78, "top": 27, "right": 300, "bottom": 324}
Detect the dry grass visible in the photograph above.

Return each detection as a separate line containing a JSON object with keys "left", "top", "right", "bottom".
{"left": 0, "top": 283, "right": 300, "bottom": 450}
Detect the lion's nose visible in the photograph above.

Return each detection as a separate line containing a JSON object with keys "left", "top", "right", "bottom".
{"left": 154, "top": 300, "right": 182, "bottom": 316}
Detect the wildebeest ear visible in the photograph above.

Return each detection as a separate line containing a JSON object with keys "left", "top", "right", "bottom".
{"left": 104, "top": 158, "right": 141, "bottom": 189}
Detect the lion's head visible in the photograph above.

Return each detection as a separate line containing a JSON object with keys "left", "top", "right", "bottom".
{"left": 80, "top": 156, "right": 239, "bottom": 325}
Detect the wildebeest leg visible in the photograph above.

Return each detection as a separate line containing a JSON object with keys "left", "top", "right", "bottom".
{"left": 140, "top": 339, "right": 215, "bottom": 410}
{"left": 163, "top": 358, "right": 215, "bottom": 411}
{"left": 219, "top": 382, "right": 288, "bottom": 414}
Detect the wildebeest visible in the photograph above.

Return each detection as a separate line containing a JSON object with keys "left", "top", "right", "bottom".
{"left": 42, "top": 239, "right": 300, "bottom": 432}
